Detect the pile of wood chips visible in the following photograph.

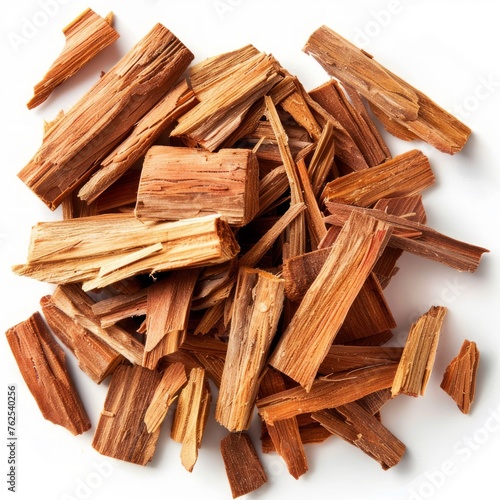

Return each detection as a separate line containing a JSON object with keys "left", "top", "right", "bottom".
{"left": 6, "top": 9, "right": 487, "bottom": 498}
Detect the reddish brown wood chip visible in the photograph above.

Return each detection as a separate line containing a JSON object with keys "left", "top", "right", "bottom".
{"left": 441, "top": 340, "right": 480, "bottom": 414}
{"left": 221, "top": 432, "right": 268, "bottom": 498}
{"left": 6, "top": 312, "right": 90, "bottom": 435}
{"left": 92, "top": 364, "right": 162, "bottom": 465}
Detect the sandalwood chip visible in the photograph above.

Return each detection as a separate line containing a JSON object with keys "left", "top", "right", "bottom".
{"left": 6, "top": 312, "right": 90, "bottom": 435}
{"left": 220, "top": 432, "right": 268, "bottom": 498}
{"left": 441, "top": 340, "right": 480, "bottom": 414}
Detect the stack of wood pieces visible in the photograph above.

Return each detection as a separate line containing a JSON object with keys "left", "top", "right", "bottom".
{"left": 6, "top": 11, "right": 488, "bottom": 498}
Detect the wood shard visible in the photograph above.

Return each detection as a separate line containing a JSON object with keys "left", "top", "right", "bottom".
{"left": 220, "top": 432, "right": 268, "bottom": 498}
{"left": 313, "top": 401, "right": 405, "bottom": 470}
{"left": 12, "top": 213, "right": 239, "bottom": 290}
{"left": 135, "top": 146, "right": 259, "bottom": 226}
{"left": 322, "top": 149, "right": 435, "bottom": 207}
{"left": 143, "top": 268, "right": 199, "bottom": 369}
{"left": 269, "top": 210, "right": 392, "bottom": 391}
{"left": 325, "top": 203, "right": 489, "bottom": 273}
{"left": 19, "top": 23, "right": 194, "bottom": 209}
{"left": 92, "top": 364, "right": 162, "bottom": 465}
{"left": 40, "top": 294, "right": 123, "bottom": 383}
{"left": 258, "top": 363, "right": 398, "bottom": 423}
{"left": 392, "top": 306, "right": 447, "bottom": 397}
{"left": 440, "top": 340, "right": 480, "bottom": 414}
{"left": 258, "top": 369, "right": 308, "bottom": 479}
{"left": 27, "top": 8, "right": 119, "bottom": 109}
{"left": 304, "top": 26, "right": 471, "bottom": 154}
{"left": 5, "top": 312, "right": 90, "bottom": 435}
{"left": 144, "top": 362, "right": 187, "bottom": 433}
{"left": 216, "top": 268, "right": 285, "bottom": 432}
{"left": 171, "top": 367, "right": 211, "bottom": 472}
{"left": 48, "top": 284, "right": 144, "bottom": 366}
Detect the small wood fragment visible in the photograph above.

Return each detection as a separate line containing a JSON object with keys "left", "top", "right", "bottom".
{"left": 310, "top": 80, "right": 390, "bottom": 167}
{"left": 92, "top": 364, "right": 162, "bottom": 465}
{"left": 258, "top": 369, "right": 308, "bottom": 479}
{"left": 49, "top": 284, "right": 144, "bottom": 366}
{"left": 269, "top": 210, "right": 392, "bottom": 391}
{"left": 171, "top": 367, "right": 211, "bottom": 472}
{"left": 144, "top": 362, "right": 187, "bottom": 433}
{"left": 220, "top": 432, "right": 268, "bottom": 499}
{"left": 322, "top": 149, "right": 434, "bottom": 207}
{"left": 12, "top": 213, "right": 239, "bottom": 290}
{"left": 392, "top": 306, "right": 447, "bottom": 397}
{"left": 40, "top": 294, "right": 123, "bottom": 383}
{"left": 325, "top": 203, "right": 489, "bottom": 273}
{"left": 92, "top": 288, "right": 148, "bottom": 328}
{"left": 304, "top": 26, "right": 471, "bottom": 154}
{"left": 6, "top": 312, "right": 91, "bottom": 435}
{"left": 313, "top": 401, "right": 406, "bottom": 470}
{"left": 216, "top": 268, "right": 285, "bottom": 432}
{"left": 258, "top": 363, "right": 398, "bottom": 423}
{"left": 143, "top": 269, "right": 199, "bottom": 369}
{"left": 440, "top": 340, "right": 480, "bottom": 414}
{"left": 135, "top": 146, "right": 259, "bottom": 226}
{"left": 27, "top": 9, "right": 119, "bottom": 109}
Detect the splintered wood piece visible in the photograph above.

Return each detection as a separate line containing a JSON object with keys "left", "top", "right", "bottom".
{"left": 392, "top": 306, "right": 448, "bottom": 397}
{"left": 265, "top": 96, "right": 306, "bottom": 259}
{"left": 13, "top": 213, "right": 239, "bottom": 290}
{"left": 144, "top": 362, "right": 187, "bottom": 433}
{"left": 258, "top": 363, "right": 398, "bottom": 423}
{"left": 269, "top": 210, "right": 392, "bottom": 391}
{"left": 92, "top": 364, "right": 162, "bottom": 465}
{"left": 19, "top": 24, "right": 194, "bottom": 209}
{"left": 322, "top": 149, "right": 434, "bottom": 207}
{"left": 6, "top": 312, "right": 90, "bottom": 435}
{"left": 143, "top": 268, "right": 199, "bottom": 369}
{"left": 440, "top": 340, "right": 480, "bottom": 414}
{"left": 239, "top": 203, "right": 306, "bottom": 268}
{"left": 216, "top": 268, "right": 285, "bottom": 432}
{"left": 313, "top": 401, "right": 406, "bottom": 470}
{"left": 92, "top": 289, "right": 148, "bottom": 328}
{"left": 171, "top": 367, "right": 211, "bottom": 472}
{"left": 171, "top": 47, "right": 282, "bottom": 151}
{"left": 307, "top": 120, "right": 336, "bottom": 197}
{"left": 48, "top": 284, "right": 144, "bottom": 366}
{"left": 309, "top": 80, "right": 389, "bottom": 167}
{"left": 220, "top": 432, "right": 268, "bottom": 499}
{"left": 304, "top": 26, "right": 471, "bottom": 154}
{"left": 325, "top": 203, "right": 489, "bottom": 273}
{"left": 318, "top": 345, "right": 402, "bottom": 376}
{"left": 135, "top": 146, "right": 259, "bottom": 226}
{"left": 258, "top": 369, "right": 308, "bottom": 479}
{"left": 181, "top": 333, "right": 228, "bottom": 358}
{"left": 296, "top": 158, "right": 327, "bottom": 249}
{"left": 27, "top": 9, "right": 119, "bottom": 109}
{"left": 40, "top": 294, "right": 123, "bottom": 383}
{"left": 94, "top": 168, "right": 141, "bottom": 214}
{"left": 79, "top": 80, "right": 198, "bottom": 204}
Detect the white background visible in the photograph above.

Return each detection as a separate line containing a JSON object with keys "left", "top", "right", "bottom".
{"left": 1, "top": 1, "right": 500, "bottom": 499}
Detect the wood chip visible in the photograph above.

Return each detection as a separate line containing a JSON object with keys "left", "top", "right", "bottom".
{"left": 216, "top": 268, "right": 285, "bottom": 432}
{"left": 92, "top": 364, "right": 162, "bottom": 465}
{"left": 220, "top": 432, "right": 268, "bottom": 498}
{"left": 171, "top": 367, "right": 211, "bottom": 472}
{"left": 269, "top": 210, "right": 392, "bottom": 391}
{"left": 6, "top": 312, "right": 90, "bottom": 435}
{"left": 392, "top": 306, "right": 447, "bottom": 397}
{"left": 27, "top": 9, "right": 119, "bottom": 109}
{"left": 304, "top": 26, "right": 471, "bottom": 154}
{"left": 135, "top": 146, "right": 259, "bottom": 226}
{"left": 441, "top": 340, "right": 480, "bottom": 414}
